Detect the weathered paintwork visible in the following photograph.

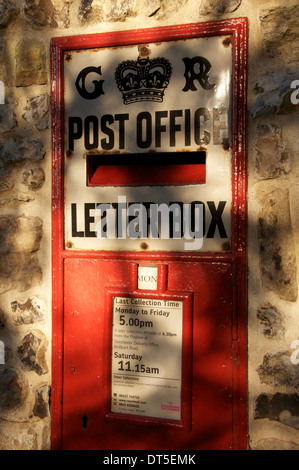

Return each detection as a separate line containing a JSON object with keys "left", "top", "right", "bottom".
{"left": 51, "top": 18, "right": 248, "bottom": 450}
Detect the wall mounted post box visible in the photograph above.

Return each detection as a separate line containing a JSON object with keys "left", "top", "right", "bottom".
{"left": 51, "top": 18, "right": 248, "bottom": 450}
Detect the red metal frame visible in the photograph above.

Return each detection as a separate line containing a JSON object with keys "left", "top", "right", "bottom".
{"left": 51, "top": 18, "right": 248, "bottom": 450}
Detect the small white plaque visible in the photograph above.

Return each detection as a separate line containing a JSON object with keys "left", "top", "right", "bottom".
{"left": 138, "top": 266, "right": 158, "bottom": 290}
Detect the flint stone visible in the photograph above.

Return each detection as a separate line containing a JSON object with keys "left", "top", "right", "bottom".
{"left": 258, "top": 188, "right": 297, "bottom": 302}
{"left": 200, "top": 0, "right": 241, "bottom": 15}
{"left": 22, "top": 428, "right": 38, "bottom": 450}
{"left": 0, "top": 368, "right": 29, "bottom": 409}
{"left": 15, "top": 39, "right": 47, "bottom": 87}
{"left": 51, "top": 0, "right": 73, "bottom": 28}
{"left": 0, "top": 215, "right": 43, "bottom": 254}
{"left": 22, "top": 0, "right": 57, "bottom": 27}
{"left": 279, "top": 410, "right": 299, "bottom": 430}
{"left": 257, "top": 303, "right": 285, "bottom": 339}
{"left": 0, "top": 194, "right": 34, "bottom": 207}
{"left": 257, "top": 351, "right": 299, "bottom": 387}
{"left": 17, "top": 330, "right": 48, "bottom": 375}
{"left": 23, "top": 95, "right": 49, "bottom": 130}
{"left": 23, "top": 0, "right": 72, "bottom": 28}
{"left": 0, "top": 253, "right": 42, "bottom": 294}
{"left": 79, "top": 0, "right": 135, "bottom": 23}
{"left": 1, "top": 427, "right": 38, "bottom": 450}
{"left": 255, "top": 123, "right": 290, "bottom": 179}
{"left": 22, "top": 164, "right": 45, "bottom": 190}
{"left": 0, "top": 105, "right": 17, "bottom": 133}
{"left": 260, "top": 6, "right": 299, "bottom": 63}
{"left": 0, "top": 0, "right": 18, "bottom": 27}
{"left": 0, "top": 423, "right": 44, "bottom": 450}
{"left": 11, "top": 296, "right": 46, "bottom": 325}
{"left": 253, "top": 438, "right": 299, "bottom": 451}
{"left": 255, "top": 393, "right": 299, "bottom": 425}
{"left": 0, "top": 165, "right": 13, "bottom": 191}
{"left": 33, "top": 384, "right": 50, "bottom": 418}
{"left": 252, "top": 72, "right": 299, "bottom": 117}
{"left": 0, "top": 38, "right": 8, "bottom": 85}
{"left": 150, "top": 0, "right": 188, "bottom": 18}
{"left": 0, "top": 137, "right": 45, "bottom": 162}
{"left": 143, "top": 0, "right": 161, "bottom": 17}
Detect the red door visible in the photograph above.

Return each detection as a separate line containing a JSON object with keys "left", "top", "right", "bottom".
{"left": 62, "top": 258, "right": 236, "bottom": 450}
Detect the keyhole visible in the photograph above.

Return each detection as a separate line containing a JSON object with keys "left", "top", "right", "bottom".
{"left": 82, "top": 414, "right": 88, "bottom": 430}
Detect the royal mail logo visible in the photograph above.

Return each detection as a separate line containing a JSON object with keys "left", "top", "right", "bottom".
{"left": 115, "top": 56, "right": 172, "bottom": 105}
{"left": 74, "top": 54, "right": 215, "bottom": 105}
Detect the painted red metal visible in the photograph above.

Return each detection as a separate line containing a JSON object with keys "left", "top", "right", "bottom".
{"left": 51, "top": 18, "right": 248, "bottom": 450}
{"left": 62, "top": 259, "right": 233, "bottom": 450}
{"left": 87, "top": 152, "right": 206, "bottom": 186}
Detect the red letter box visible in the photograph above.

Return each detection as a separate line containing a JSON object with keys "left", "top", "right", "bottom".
{"left": 51, "top": 18, "right": 248, "bottom": 450}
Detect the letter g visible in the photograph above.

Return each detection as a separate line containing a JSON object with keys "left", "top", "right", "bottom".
{"left": 75, "top": 66, "right": 105, "bottom": 100}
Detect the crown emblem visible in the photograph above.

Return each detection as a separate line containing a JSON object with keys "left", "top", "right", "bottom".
{"left": 115, "top": 56, "right": 172, "bottom": 105}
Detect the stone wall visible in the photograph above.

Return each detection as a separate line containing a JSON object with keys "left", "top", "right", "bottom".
{"left": 247, "top": 1, "right": 299, "bottom": 450}
{"left": 0, "top": 0, "right": 298, "bottom": 450}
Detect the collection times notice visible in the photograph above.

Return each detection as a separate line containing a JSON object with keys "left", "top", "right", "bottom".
{"left": 111, "top": 296, "right": 183, "bottom": 420}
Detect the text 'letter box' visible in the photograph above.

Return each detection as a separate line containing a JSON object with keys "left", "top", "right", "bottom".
{"left": 51, "top": 19, "right": 248, "bottom": 450}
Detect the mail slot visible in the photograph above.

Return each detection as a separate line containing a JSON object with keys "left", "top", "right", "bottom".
{"left": 51, "top": 19, "right": 248, "bottom": 450}
{"left": 86, "top": 151, "right": 206, "bottom": 186}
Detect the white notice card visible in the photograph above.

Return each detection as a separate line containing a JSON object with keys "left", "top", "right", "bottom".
{"left": 111, "top": 296, "right": 183, "bottom": 421}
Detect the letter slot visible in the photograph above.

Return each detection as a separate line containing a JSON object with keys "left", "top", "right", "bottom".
{"left": 87, "top": 151, "right": 206, "bottom": 186}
